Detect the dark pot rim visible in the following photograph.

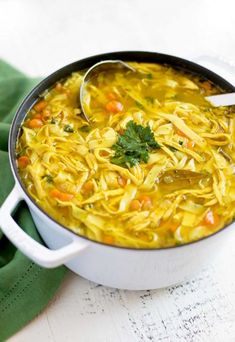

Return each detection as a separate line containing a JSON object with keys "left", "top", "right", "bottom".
{"left": 9, "top": 50, "right": 235, "bottom": 251}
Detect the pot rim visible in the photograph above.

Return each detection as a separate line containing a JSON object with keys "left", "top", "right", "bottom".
{"left": 9, "top": 50, "right": 235, "bottom": 251}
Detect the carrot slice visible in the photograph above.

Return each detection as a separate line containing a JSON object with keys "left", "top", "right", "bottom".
{"left": 103, "top": 235, "right": 115, "bottom": 245}
{"left": 138, "top": 195, "right": 152, "bottom": 210}
{"left": 169, "top": 221, "right": 179, "bottom": 232}
{"left": 50, "top": 189, "right": 74, "bottom": 201}
{"left": 117, "top": 176, "right": 127, "bottom": 187}
{"left": 118, "top": 128, "right": 125, "bottom": 135}
{"left": 42, "top": 109, "right": 51, "bottom": 120}
{"left": 34, "top": 100, "right": 47, "bottom": 112}
{"left": 201, "top": 81, "right": 212, "bottom": 91}
{"left": 138, "top": 194, "right": 151, "bottom": 202}
{"left": 176, "top": 128, "right": 187, "bottom": 137}
{"left": 28, "top": 118, "right": 43, "bottom": 128}
{"left": 18, "top": 155, "right": 30, "bottom": 168}
{"left": 142, "top": 200, "right": 152, "bottom": 210}
{"left": 105, "top": 100, "right": 123, "bottom": 113}
{"left": 202, "top": 210, "right": 220, "bottom": 228}
{"left": 107, "top": 92, "right": 118, "bottom": 100}
{"left": 130, "top": 199, "right": 141, "bottom": 211}
{"left": 34, "top": 113, "right": 43, "bottom": 120}
{"left": 186, "top": 140, "right": 195, "bottom": 150}
{"left": 100, "top": 150, "right": 110, "bottom": 157}
{"left": 82, "top": 181, "right": 94, "bottom": 194}
{"left": 55, "top": 83, "right": 63, "bottom": 91}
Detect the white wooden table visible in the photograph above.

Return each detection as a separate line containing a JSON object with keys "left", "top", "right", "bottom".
{"left": 1, "top": 0, "right": 235, "bottom": 340}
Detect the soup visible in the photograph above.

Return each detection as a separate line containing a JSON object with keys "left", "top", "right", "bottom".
{"left": 16, "top": 62, "right": 235, "bottom": 248}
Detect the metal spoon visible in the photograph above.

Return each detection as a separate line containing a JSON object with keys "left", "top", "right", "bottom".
{"left": 205, "top": 92, "right": 235, "bottom": 107}
{"left": 79, "top": 60, "right": 235, "bottom": 122}
{"left": 79, "top": 60, "right": 136, "bottom": 122}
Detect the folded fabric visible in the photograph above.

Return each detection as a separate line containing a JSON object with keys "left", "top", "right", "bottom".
{"left": 0, "top": 60, "right": 67, "bottom": 341}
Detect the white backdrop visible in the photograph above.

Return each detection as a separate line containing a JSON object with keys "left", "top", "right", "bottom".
{"left": 1, "top": 0, "right": 235, "bottom": 341}
{"left": 0, "top": 0, "right": 234, "bottom": 76}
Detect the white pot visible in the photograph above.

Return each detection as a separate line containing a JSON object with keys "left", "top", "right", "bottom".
{"left": 0, "top": 183, "right": 234, "bottom": 290}
{"left": 1, "top": 52, "right": 235, "bottom": 290}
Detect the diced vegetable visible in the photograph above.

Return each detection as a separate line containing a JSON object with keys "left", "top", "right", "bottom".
{"left": 17, "top": 155, "right": 30, "bottom": 168}
{"left": 34, "top": 114, "right": 43, "bottom": 120}
{"left": 103, "top": 235, "right": 115, "bottom": 244}
{"left": 107, "top": 92, "right": 118, "bottom": 100}
{"left": 82, "top": 181, "right": 94, "bottom": 194}
{"left": 28, "top": 118, "right": 43, "bottom": 128}
{"left": 55, "top": 82, "right": 63, "bottom": 91}
{"left": 42, "top": 109, "right": 51, "bottom": 120}
{"left": 176, "top": 129, "right": 187, "bottom": 137}
{"left": 117, "top": 176, "right": 127, "bottom": 187}
{"left": 202, "top": 210, "right": 220, "bottom": 228}
{"left": 130, "top": 199, "right": 141, "bottom": 211}
{"left": 169, "top": 222, "right": 179, "bottom": 232}
{"left": 106, "top": 100, "right": 123, "bottom": 113}
{"left": 186, "top": 140, "right": 195, "bottom": 149}
{"left": 50, "top": 189, "right": 74, "bottom": 201}
{"left": 100, "top": 150, "right": 110, "bottom": 157}
{"left": 201, "top": 81, "right": 212, "bottom": 91}
{"left": 34, "top": 100, "right": 47, "bottom": 112}
{"left": 138, "top": 194, "right": 152, "bottom": 210}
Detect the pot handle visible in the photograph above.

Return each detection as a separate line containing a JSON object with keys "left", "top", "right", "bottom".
{"left": 0, "top": 186, "right": 89, "bottom": 268}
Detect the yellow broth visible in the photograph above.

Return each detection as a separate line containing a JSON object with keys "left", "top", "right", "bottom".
{"left": 16, "top": 62, "right": 235, "bottom": 248}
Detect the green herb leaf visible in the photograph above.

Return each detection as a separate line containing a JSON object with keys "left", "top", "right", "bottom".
{"left": 179, "top": 141, "right": 183, "bottom": 145}
{"left": 50, "top": 118, "right": 56, "bottom": 124}
{"left": 169, "top": 146, "right": 177, "bottom": 152}
{"left": 16, "top": 148, "right": 26, "bottom": 158}
{"left": 146, "top": 73, "right": 153, "bottom": 80}
{"left": 42, "top": 174, "right": 53, "bottom": 183}
{"left": 79, "top": 125, "right": 90, "bottom": 133}
{"left": 135, "top": 101, "right": 144, "bottom": 109}
{"left": 145, "top": 96, "right": 154, "bottom": 105}
{"left": 111, "top": 120, "right": 160, "bottom": 168}
{"left": 64, "top": 124, "right": 74, "bottom": 133}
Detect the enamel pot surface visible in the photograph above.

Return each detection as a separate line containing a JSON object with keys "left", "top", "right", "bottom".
{"left": 0, "top": 52, "right": 235, "bottom": 290}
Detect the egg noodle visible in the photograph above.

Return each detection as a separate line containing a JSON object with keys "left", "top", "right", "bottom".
{"left": 16, "top": 62, "right": 235, "bottom": 248}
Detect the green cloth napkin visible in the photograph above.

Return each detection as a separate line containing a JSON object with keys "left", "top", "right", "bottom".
{"left": 0, "top": 61, "right": 67, "bottom": 341}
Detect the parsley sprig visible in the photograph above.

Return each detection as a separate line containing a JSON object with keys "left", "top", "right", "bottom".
{"left": 111, "top": 120, "right": 160, "bottom": 168}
